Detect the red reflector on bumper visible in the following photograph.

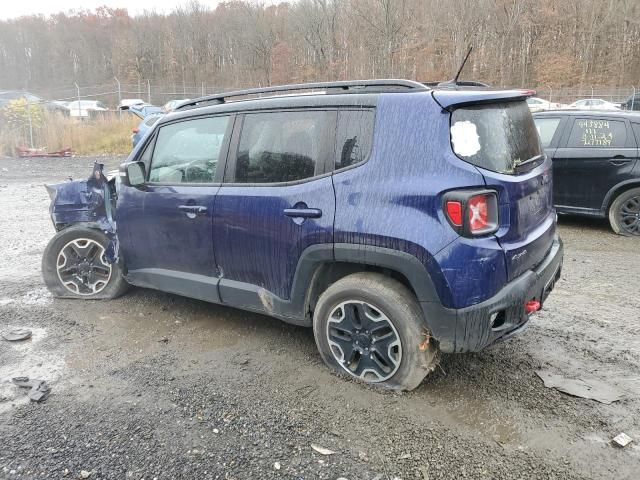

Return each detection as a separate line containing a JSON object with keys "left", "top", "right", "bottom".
{"left": 525, "top": 300, "right": 541, "bottom": 314}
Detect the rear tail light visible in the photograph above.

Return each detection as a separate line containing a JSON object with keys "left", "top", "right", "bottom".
{"left": 132, "top": 127, "right": 139, "bottom": 134}
{"left": 444, "top": 190, "right": 499, "bottom": 237}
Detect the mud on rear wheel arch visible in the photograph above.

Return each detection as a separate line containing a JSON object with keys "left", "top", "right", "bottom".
{"left": 293, "top": 244, "right": 442, "bottom": 323}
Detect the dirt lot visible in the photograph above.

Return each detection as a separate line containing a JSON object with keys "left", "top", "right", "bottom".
{"left": 1, "top": 155, "right": 639, "bottom": 480}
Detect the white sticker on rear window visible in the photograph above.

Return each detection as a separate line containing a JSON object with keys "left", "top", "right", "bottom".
{"left": 450, "top": 120, "right": 481, "bottom": 157}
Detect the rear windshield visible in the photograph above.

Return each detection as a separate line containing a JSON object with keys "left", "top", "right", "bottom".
{"left": 450, "top": 101, "right": 542, "bottom": 174}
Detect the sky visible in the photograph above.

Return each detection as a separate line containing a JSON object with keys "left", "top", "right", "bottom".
{"left": 0, "top": 0, "right": 226, "bottom": 19}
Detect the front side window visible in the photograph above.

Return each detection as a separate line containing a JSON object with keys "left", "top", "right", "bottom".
{"left": 235, "top": 110, "right": 331, "bottom": 183}
{"left": 534, "top": 117, "right": 562, "bottom": 148}
{"left": 567, "top": 118, "right": 627, "bottom": 148}
{"left": 149, "top": 116, "right": 229, "bottom": 183}
{"left": 335, "top": 109, "right": 375, "bottom": 170}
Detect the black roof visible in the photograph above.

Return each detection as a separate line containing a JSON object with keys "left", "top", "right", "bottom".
{"left": 161, "top": 80, "right": 436, "bottom": 125}
{"left": 161, "top": 92, "right": 388, "bottom": 125}
{"left": 174, "top": 79, "right": 428, "bottom": 112}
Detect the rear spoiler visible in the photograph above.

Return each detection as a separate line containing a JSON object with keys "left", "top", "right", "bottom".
{"left": 432, "top": 89, "right": 535, "bottom": 111}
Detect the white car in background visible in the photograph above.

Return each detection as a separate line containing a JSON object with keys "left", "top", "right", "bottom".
{"left": 118, "top": 98, "right": 145, "bottom": 110}
{"left": 526, "top": 97, "right": 565, "bottom": 112}
{"left": 67, "top": 100, "right": 108, "bottom": 118}
{"left": 162, "top": 99, "right": 190, "bottom": 112}
{"left": 567, "top": 98, "right": 620, "bottom": 110}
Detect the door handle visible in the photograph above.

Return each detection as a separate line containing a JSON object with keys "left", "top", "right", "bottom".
{"left": 283, "top": 208, "right": 322, "bottom": 219}
{"left": 178, "top": 205, "right": 208, "bottom": 215}
{"left": 609, "top": 157, "right": 631, "bottom": 166}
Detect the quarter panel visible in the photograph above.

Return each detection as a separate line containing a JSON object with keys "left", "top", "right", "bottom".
{"left": 332, "top": 93, "right": 498, "bottom": 307}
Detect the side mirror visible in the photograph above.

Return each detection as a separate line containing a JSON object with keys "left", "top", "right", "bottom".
{"left": 120, "top": 161, "right": 146, "bottom": 187}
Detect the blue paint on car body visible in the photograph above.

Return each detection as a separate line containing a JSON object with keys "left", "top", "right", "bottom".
{"left": 46, "top": 81, "right": 564, "bottom": 354}
{"left": 45, "top": 163, "right": 119, "bottom": 262}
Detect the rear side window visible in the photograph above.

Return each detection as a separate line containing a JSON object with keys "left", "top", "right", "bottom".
{"left": 335, "top": 109, "right": 375, "bottom": 169}
{"left": 148, "top": 115, "right": 230, "bottom": 183}
{"left": 567, "top": 119, "right": 627, "bottom": 148}
{"left": 534, "top": 117, "right": 562, "bottom": 147}
{"left": 235, "top": 111, "right": 331, "bottom": 183}
{"left": 450, "top": 101, "right": 542, "bottom": 175}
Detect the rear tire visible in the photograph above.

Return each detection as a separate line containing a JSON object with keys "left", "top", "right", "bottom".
{"left": 313, "top": 273, "right": 438, "bottom": 391}
{"left": 42, "top": 226, "right": 129, "bottom": 299}
{"left": 608, "top": 187, "right": 640, "bottom": 236}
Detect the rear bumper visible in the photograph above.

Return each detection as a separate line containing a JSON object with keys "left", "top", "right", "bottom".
{"left": 421, "top": 235, "right": 563, "bottom": 353}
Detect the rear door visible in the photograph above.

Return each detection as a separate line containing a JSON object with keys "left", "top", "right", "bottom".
{"left": 533, "top": 115, "right": 567, "bottom": 204}
{"left": 552, "top": 116, "right": 638, "bottom": 212}
{"left": 212, "top": 109, "right": 336, "bottom": 308}
{"left": 117, "top": 114, "right": 233, "bottom": 302}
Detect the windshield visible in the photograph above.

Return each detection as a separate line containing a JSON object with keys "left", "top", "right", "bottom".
{"left": 450, "top": 101, "right": 542, "bottom": 175}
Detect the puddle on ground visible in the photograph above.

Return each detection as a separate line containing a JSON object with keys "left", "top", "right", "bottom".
{"left": 0, "top": 326, "right": 65, "bottom": 414}
{"left": 439, "top": 398, "right": 520, "bottom": 444}
{"left": 64, "top": 302, "right": 243, "bottom": 370}
{"left": 19, "top": 287, "right": 52, "bottom": 306}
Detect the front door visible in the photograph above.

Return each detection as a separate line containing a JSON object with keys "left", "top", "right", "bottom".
{"left": 552, "top": 116, "right": 638, "bottom": 211}
{"left": 117, "top": 114, "right": 233, "bottom": 302}
{"left": 213, "top": 110, "right": 336, "bottom": 310}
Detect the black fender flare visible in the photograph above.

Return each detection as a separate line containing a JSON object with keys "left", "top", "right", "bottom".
{"left": 286, "top": 243, "right": 453, "bottom": 348}
{"left": 601, "top": 179, "right": 640, "bottom": 213}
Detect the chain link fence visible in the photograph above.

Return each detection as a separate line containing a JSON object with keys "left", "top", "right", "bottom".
{"left": 2, "top": 80, "right": 638, "bottom": 156}
{"left": 535, "top": 86, "right": 637, "bottom": 107}
{"left": 17, "top": 79, "right": 640, "bottom": 110}
{"left": 22, "top": 80, "right": 640, "bottom": 110}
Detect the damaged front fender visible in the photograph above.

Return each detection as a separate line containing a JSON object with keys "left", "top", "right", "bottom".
{"left": 45, "top": 162, "right": 119, "bottom": 263}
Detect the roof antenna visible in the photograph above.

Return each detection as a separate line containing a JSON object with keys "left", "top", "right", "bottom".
{"left": 440, "top": 46, "right": 473, "bottom": 86}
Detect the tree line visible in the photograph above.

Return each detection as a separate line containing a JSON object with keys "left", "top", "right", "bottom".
{"left": 0, "top": 0, "right": 638, "bottom": 98}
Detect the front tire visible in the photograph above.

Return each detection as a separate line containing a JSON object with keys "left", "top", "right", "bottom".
{"left": 313, "top": 273, "right": 438, "bottom": 391}
{"left": 608, "top": 187, "right": 640, "bottom": 236}
{"left": 42, "top": 227, "right": 129, "bottom": 299}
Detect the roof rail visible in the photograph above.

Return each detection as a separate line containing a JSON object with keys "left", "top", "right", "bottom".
{"left": 174, "top": 79, "right": 428, "bottom": 111}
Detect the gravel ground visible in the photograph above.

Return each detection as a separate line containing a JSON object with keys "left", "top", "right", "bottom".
{"left": 0, "top": 156, "right": 639, "bottom": 480}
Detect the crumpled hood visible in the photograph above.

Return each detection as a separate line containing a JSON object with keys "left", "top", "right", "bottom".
{"left": 45, "top": 162, "right": 119, "bottom": 262}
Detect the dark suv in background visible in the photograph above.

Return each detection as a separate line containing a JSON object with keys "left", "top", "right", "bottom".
{"left": 534, "top": 110, "right": 640, "bottom": 235}
{"left": 42, "top": 80, "right": 563, "bottom": 390}
{"left": 621, "top": 93, "right": 639, "bottom": 111}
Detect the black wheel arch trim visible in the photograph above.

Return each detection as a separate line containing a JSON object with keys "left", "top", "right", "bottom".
{"left": 602, "top": 179, "right": 640, "bottom": 213}
{"left": 217, "top": 243, "right": 446, "bottom": 331}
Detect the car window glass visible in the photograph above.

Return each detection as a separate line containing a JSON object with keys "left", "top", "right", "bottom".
{"left": 632, "top": 124, "right": 640, "bottom": 146}
{"left": 567, "top": 118, "right": 627, "bottom": 148}
{"left": 235, "top": 110, "right": 331, "bottom": 183}
{"left": 534, "top": 118, "right": 562, "bottom": 148}
{"left": 138, "top": 137, "right": 154, "bottom": 171}
{"left": 149, "top": 116, "right": 229, "bottom": 183}
{"left": 450, "top": 101, "right": 542, "bottom": 175}
{"left": 145, "top": 115, "right": 160, "bottom": 127}
{"left": 335, "top": 109, "right": 375, "bottom": 169}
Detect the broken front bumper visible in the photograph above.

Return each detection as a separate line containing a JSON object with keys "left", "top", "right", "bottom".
{"left": 422, "top": 236, "right": 563, "bottom": 353}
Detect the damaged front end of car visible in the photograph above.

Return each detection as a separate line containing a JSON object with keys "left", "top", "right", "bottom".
{"left": 45, "top": 163, "right": 119, "bottom": 263}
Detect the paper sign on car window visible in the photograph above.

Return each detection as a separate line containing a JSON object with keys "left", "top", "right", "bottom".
{"left": 451, "top": 121, "right": 481, "bottom": 157}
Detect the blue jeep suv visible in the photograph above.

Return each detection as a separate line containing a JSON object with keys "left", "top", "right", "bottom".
{"left": 42, "top": 80, "right": 563, "bottom": 390}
